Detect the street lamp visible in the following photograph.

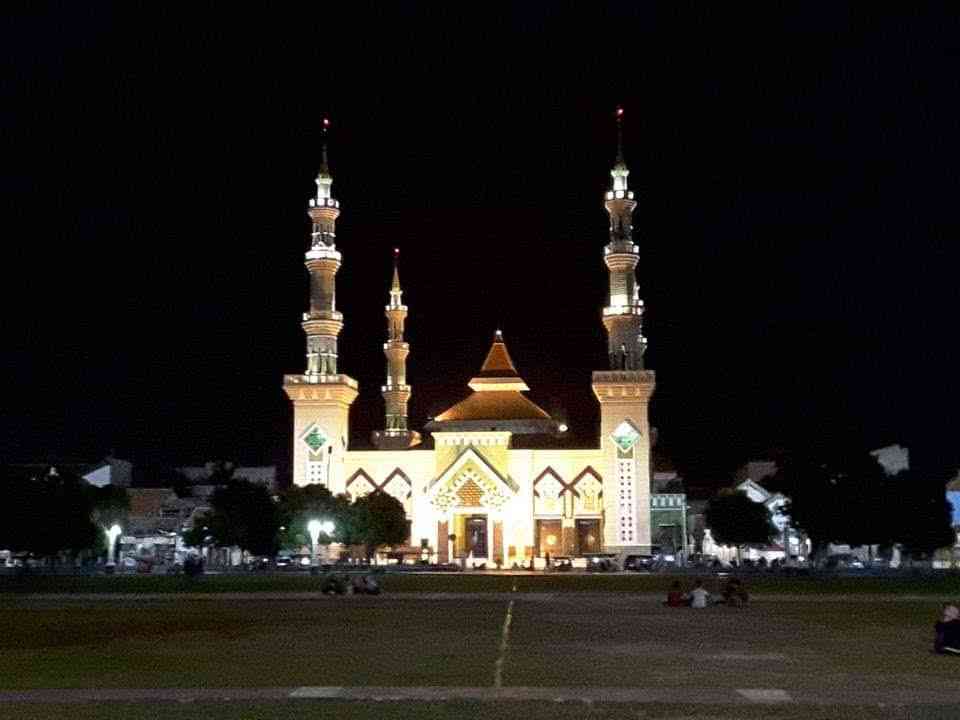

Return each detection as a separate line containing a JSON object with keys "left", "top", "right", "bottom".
{"left": 104, "top": 524, "right": 122, "bottom": 569}
{"left": 307, "top": 519, "right": 335, "bottom": 568}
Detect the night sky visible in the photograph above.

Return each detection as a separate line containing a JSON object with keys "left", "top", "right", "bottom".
{"left": 3, "top": 5, "right": 959, "bottom": 490}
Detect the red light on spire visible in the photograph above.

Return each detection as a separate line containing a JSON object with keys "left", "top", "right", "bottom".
{"left": 393, "top": 247, "right": 400, "bottom": 257}
{"left": 616, "top": 106, "right": 624, "bottom": 119}
{"left": 322, "top": 117, "right": 331, "bottom": 130}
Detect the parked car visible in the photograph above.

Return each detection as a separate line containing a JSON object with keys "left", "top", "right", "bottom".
{"left": 623, "top": 554, "right": 659, "bottom": 572}
{"left": 586, "top": 554, "right": 619, "bottom": 572}
{"left": 825, "top": 553, "right": 865, "bottom": 570}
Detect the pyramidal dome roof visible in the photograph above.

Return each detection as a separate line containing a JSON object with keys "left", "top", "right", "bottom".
{"left": 426, "top": 332, "right": 557, "bottom": 435}
{"left": 468, "top": 330, "right": 529, "bottom": 392}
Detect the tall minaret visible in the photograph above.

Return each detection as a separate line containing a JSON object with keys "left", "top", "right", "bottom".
{"left": 602, "top": 105, "right": 648, "bottom": 371}
{"left": 284, "top": 117, "right": 359, "bottom": 489}
{"left": 373, "top": 249, "right": 421, "bottom": 449}
{"left": 592, "top": 107, "right": 656, "bottom": 553}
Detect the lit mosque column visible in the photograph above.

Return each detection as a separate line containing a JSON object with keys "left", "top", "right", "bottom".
{"left": 601, "top": 106, "right": 647, "bottom": 371}
{"left": 303, "top": 117, "right": 344, "bottom": 378}
{"left": 592, "top": 107, "right": 656, "bottom": 553}
{"left": 373, "top": 248, "right": 421, "bottom": 449}
{"left": 284, "top": 117, "right": 358, "bottom": 489}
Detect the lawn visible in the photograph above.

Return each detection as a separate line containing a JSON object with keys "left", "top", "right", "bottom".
{"left": 3, "top": 570, "right": 960, "bottom": 595}
{"left": 1, "top": 594, "right": 956, "bottom": 691}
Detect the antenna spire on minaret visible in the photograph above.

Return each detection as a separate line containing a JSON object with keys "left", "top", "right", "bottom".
{"left": 391, "top": 247, "right": 402, "bottom": 293}
{"left": 320, "top": 116, "right": 331, "bottom": 172}
{"left": 615, "top": 105, "right": 625, "bottom": 164}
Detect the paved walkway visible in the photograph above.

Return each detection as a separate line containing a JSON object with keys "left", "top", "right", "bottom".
{"left": 4, "top": 591, "right": 958, "bottom": 602}
{"left": 2, "top": 685, "right": 960, "bottom": 707}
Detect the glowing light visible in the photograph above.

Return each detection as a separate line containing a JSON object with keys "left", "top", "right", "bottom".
{"left": 558, "top": 424, "right": 568, "bottom": 433}
{"left": 323, "top": 117, "right": 331, "bottom": 128}
{"left": 546, "top": 534, "right": 557, "bottom": 547}
{"left": 616, "top": 106, "right": 624, "bottom": 118}
{"left": 104, "top": 524, "right": 122, "bottom": 567}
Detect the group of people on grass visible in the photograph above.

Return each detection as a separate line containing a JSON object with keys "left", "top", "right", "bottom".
{"left": 663, "top": 578, "right": 749, "bottom": 608}
{"left": 662, "top": 580, "right": 960, "bottom": 657}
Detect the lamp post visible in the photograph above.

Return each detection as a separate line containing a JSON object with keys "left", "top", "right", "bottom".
{"left": 104, "top": 524, "right": 122, "bottom": 570}
{"left": 307, "top": 519, "right": 335, "bottom": 570}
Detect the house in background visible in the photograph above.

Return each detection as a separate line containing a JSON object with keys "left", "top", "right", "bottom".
{"left": 700, "top": 459, "right": 808, "bottom": 565}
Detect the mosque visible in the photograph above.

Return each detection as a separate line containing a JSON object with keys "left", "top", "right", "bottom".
{"left": 282, "top": 113, "right": 667, "bottom": 565}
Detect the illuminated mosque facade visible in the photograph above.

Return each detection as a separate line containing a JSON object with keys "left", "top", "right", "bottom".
{"left": 282, "top": 113, "right": 662, "bottom": 564}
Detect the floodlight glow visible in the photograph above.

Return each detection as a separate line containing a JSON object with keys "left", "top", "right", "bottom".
{"left": 307, "top": 519, "right": 322, "bottom": 545}
{"left": 104, "top": 524, "right": 122, "bottom": 567}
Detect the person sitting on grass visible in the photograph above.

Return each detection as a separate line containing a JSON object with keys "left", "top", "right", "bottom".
{"left": 934, "top": 604, "right": 960, "bottom": 655}
{"left": 720, "top": 577, "right": 749, "bottom": 608}
{"left": 686, "top": 580, "right": 711, "bottom": 609}
{"left": 664, "top": 580, "right": 686, "bottom": 608}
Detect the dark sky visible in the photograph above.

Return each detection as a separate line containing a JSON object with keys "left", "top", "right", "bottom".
{"left": 3, "top": 5, "right": 959, "bottom": 488}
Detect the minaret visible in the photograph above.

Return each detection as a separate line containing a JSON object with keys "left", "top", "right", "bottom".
{"left": 602, "top": 105, "right": 648, "bottom": 370}
{"left": 592, "top": 107, "right": 656, "bottom": 553}
{"left": 303, "top": 117, "right": 344, "bottom": 378}
{"left": 284, "top": 117, "right": 359, "bottom": 489}
{"left": 372, "top": 249, "right": 421, "bottom": 449}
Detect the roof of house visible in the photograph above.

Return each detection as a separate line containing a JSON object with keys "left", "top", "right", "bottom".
{"left": 127, "top": 488, "right": 177, "bottom": 515}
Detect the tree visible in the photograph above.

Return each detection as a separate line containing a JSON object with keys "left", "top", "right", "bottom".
{"left": 184, "top": 479, "right": 281, "bottom": 557}
{"left": 86, "top": 484, "right": 130, "bottom": 557}
{"left": 831, "top": 452, "right": 898, "bottom": 559}
{"left": 339, "top": 491, "right": 407, "bottom": 559}
{"left": 768, "top": 452, "right": 845, "bottom": 561}
{"left": 0, "top": 468, "right": 101, "bottom": 561}
{"left": 770, "top": 448, "right": 954, "bottom": 564}
{"left": 704, "top": 490, "right": 776, "bottom": 560}
{"left": 894, "top": 470, "right": 954, "bottom": 561}
{"left": 278, "top": 484, "right": 346, "bottom": 549}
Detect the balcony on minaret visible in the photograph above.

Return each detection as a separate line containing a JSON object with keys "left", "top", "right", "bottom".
{"left": 284, "top": 373, "right": 359, "bottom": 388}
{"left": 306, "top": 245, "right": 342, "bottom": 261}
{"left": 604, "top": 241, "right": 638, "bottom": 255}
{"left": 603, "top": 302, "right": 644, "bottom": 317}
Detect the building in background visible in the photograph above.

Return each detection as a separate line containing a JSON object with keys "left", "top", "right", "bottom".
{"left": 869, "top": 444, "right": 910, "bottom": 476}
{"left": 283, "top": 112, "right": 661, "bottom": 566}
{"left": 699, "top": 460, "right": 807, "bottom": 565}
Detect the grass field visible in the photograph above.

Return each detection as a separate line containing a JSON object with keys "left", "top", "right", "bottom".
{"left": 4, "top": 586, "right": 960, "bottom": 719}
{"left": 2, "top": 594, "right": 958, "bottom": 687}
{"left": 3, "top": 570, "right": 960, "bottom": 595}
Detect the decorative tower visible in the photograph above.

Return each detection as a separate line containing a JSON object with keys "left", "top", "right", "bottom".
{"left": 591, "top": 107, "right": 656, "bottom": 553}
{"left": 283, "top": 118, "right": 359, "bottom": 489}
{"left": 372, "top": 249, "right": 421, "bottom": 449}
